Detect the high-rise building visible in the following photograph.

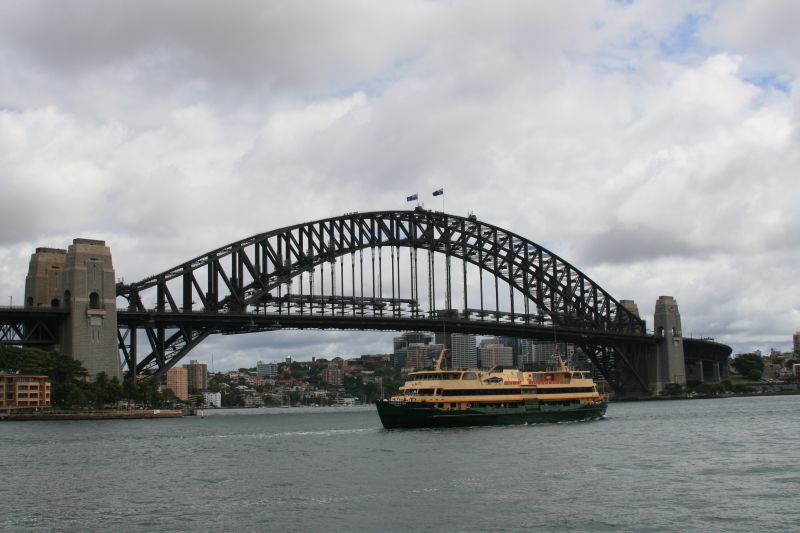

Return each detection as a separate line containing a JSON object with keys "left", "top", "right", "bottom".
{"left": 534, "top": 341, "right": 560, "bottom": 362}
{"left": 257, "top": 361, "right": 278, "bottom": 378}
{"left": 517, "top": 339, "right": 535, "bottom": 369}
{"left": 450, "top": 333, "right": 477, "bottom": 369}
{"left": 793, "top": 331, "right": 800, "bottom": 355}
{"left": 165, "top": 366, "right": 189, "bottom": 401}
{"left": 479, "top": 343, "right": 514, "bottom": 369}
{"left": 393, "top": 332, "right": 433, "bottom": 367}
{"left": 322, "top": 366, "right": 343, "bottom": 385}
{"left": 406, "top": 343, "right": 429, "bottom": 370}
{"left": 434, "top": 332, "right": 451, "bottom": 349}
{"left": 184, "top": 359, "right": 208, "bottom": 391}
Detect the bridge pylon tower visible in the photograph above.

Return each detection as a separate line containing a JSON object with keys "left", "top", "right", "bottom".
{"left": 24, "top": 239, "right": 121, "bottom": 380}
{"left": 651, "top": 295, "right": 686, "bottom": 393}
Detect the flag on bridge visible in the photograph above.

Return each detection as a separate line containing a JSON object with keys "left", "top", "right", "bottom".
{"left": 406, "top": 193, "right": 418, "bottom": 202}
{"left": 432, "top": 188, "right": 444, "bottom": 196}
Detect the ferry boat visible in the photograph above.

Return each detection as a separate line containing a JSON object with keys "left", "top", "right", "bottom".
{"left": 376, "top": 351, "right": 607, "bottom": 429}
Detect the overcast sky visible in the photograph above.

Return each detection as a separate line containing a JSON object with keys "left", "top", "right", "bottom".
{"left": 2, "top": 1, "right": 798, "bottom": 370}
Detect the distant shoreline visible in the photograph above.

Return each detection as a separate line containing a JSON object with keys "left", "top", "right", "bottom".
{"left": 0, "top": 409, "right": 186, "bottom": 422}
{"left": 614, "top": 389, "right": 800, "bottom": 402}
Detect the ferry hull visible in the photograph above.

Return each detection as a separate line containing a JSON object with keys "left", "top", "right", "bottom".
{"left": 376, "top": 400, "right": 607, "bottom": 429}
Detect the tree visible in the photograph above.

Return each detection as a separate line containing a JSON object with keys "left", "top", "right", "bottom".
{"left": 732, "top": 353, "right": 764, "bottom": 380}
{"left": 0, "top": 346, "right": 92, "bottom": 407}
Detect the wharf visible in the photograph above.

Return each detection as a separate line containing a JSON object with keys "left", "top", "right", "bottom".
{"left": 0, "top": 409, "right": 186, "bottom": 421}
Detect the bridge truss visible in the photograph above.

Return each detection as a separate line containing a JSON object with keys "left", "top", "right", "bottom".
{"left": 117, "top": 209, "right": 652, "bottom": 393}
{"left": 0, "top": 307, "right": 66, "bottom": 346}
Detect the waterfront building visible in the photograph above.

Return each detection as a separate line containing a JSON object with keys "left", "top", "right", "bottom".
{"left": 533, "top": 341, "right": 563, "bottom": 365}
{"left": 0, "top": 374, "right": 51, "bottom": 410}
{"left": 479, "top": 343, "right": 514, "bottom": 369}
{"left": 322, "top": 366, "right": 343, "bottom": 386}
{"left": 257, "top": 361, "right": 279, "bottom": 378}
{"left": 450, "top": 333, "right": 477, "bottom": 369}
{"left": 332, "top": 397, "right": 357, "bottom": 406}
{"left": 184, "top": 359, "right": 208, "bottom": 391}
{"left": 202, "top": 391, "right": 222, "bottom": 408}
{"left": 405, "top": 343, "right": 429, "bottom": 370}
{"left": 393, "top": 332, "right": 433, "bottom": 368}
{"left": 243, "top": 394, "right": 264, "bottom": 407}
{"left": 434, "top": 332, "right": 450, "bottom": 349}
{"left": 392, "top": 349, "right": 407, "bottom": 368}
{"left": 165, "top": 366, "right": 189, "bottom": 401}
{"left": 393, "top": 332, "right": 432, "bottom": 367}
{"left": 517, "top": 338, "right": 535, "bottom": 369}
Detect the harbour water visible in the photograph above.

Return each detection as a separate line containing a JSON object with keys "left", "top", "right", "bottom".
{"left": 2, "top": 395, "right": 798, "bottom": 532}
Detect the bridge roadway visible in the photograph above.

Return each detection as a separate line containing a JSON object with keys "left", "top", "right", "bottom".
{"left": 2, "top": 304, "right": 730, "bottom": 364}
{"left": 116, "top": 309, "right": 656, "bottom": 345}
{"left": 117, "top": 309, "right": 730, "bottom": 364}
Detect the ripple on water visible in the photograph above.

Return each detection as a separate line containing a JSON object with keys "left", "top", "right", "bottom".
{"left": 2, "top": 396, "right": 799, "bottom": 532}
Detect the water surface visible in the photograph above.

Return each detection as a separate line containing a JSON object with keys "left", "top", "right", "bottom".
{"left": 2, "top": 397, "right": 798, "bottom": 532}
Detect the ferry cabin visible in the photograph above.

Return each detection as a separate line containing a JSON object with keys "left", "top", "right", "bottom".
{"left": 391, "top": 368, "right": 603, "bottom": 411}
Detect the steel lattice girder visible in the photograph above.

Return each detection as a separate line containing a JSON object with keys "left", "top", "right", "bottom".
{"left": 116, "top": 210, "right": 649, "bottom": 381}
{"left": 0, "top": 308, "right": 65, "bottom": 346}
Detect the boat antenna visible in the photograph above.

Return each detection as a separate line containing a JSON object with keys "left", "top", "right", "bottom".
{"left": 550, "top": 309, "right": 560, "bottom": 370}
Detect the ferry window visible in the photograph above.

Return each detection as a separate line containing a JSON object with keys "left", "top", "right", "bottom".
{"left": 463, "top": 372, "right": 477, "bottom": 380}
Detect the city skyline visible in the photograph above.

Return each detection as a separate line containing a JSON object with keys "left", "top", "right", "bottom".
{"left": 2, "top": 2, "right": 799, "bottom": 371}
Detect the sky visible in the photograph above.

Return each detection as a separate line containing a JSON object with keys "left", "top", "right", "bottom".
{"left": 1, "top": 0, "right": 799, "bottom": 371}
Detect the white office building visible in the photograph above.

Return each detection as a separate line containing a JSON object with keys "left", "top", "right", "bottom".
{"left": 450, "top": 333, "right": 477, "bottom": 369}
{"left": 202, "top": 391, "right": 222, "bottom": 408}
{"left": 257, "top": 361, "right": 279, "bottom": 378}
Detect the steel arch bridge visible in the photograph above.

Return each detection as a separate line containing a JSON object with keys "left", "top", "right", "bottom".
{"left": 116, "top": 209, "right": 655, "bottom": 393}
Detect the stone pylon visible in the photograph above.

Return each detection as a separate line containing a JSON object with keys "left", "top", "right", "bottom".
{"left": 25, "top": 239, "right": 121, "bottom": 381}
{"left": 651, "top": 296, "right": 686, "bottom": 393}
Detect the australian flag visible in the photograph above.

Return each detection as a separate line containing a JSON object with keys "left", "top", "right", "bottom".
{"left": 432, "top": 188, "right": 444, "bottom": 196}
{"left": 406, "top": 193, "right": 418, "bottom": 202}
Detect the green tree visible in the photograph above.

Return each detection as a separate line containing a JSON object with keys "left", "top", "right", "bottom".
{"left": 0, "top": 346, "right": 93, "bottom": 407}
{"left": 290, "top": 363, "right": 309, "bottom": 379}
{"left": 92, "top": 373, "right": 123, "bottom": 407}
{"left": 732, "top": 353, "right": 764, "bottom": 380}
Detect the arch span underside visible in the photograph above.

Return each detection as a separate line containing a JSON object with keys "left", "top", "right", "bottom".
{"left": 116, "top": 210, "right": 651, "bottom": 392}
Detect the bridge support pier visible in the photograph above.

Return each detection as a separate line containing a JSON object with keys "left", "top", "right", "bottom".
{"left": 686, "top": 360, "right": 704, "bottom": 383}
{"left": 650, "top": 296, "right": 686, "bottom": 394}
{"left": 25, "top": 239, "right": 121, "bottom": 381}
{"left": 712, "top": 361, "right": 721, "bottom": 381}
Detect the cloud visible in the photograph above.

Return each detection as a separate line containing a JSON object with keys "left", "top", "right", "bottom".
{"left": 2, "top": 1, "right": 799, "bottom": 367}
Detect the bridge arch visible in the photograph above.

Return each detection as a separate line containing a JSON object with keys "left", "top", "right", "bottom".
{"left": 117, "top": 210, "right": 647, "bottom": 386}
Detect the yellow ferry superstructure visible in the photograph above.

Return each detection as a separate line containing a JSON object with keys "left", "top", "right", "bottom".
{"left": 376, "top": 356, "right": 608, "bottom": 428}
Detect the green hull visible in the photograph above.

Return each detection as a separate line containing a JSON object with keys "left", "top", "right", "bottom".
{"left": 376, "top": 400, "right": 607, "bottom": 429}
